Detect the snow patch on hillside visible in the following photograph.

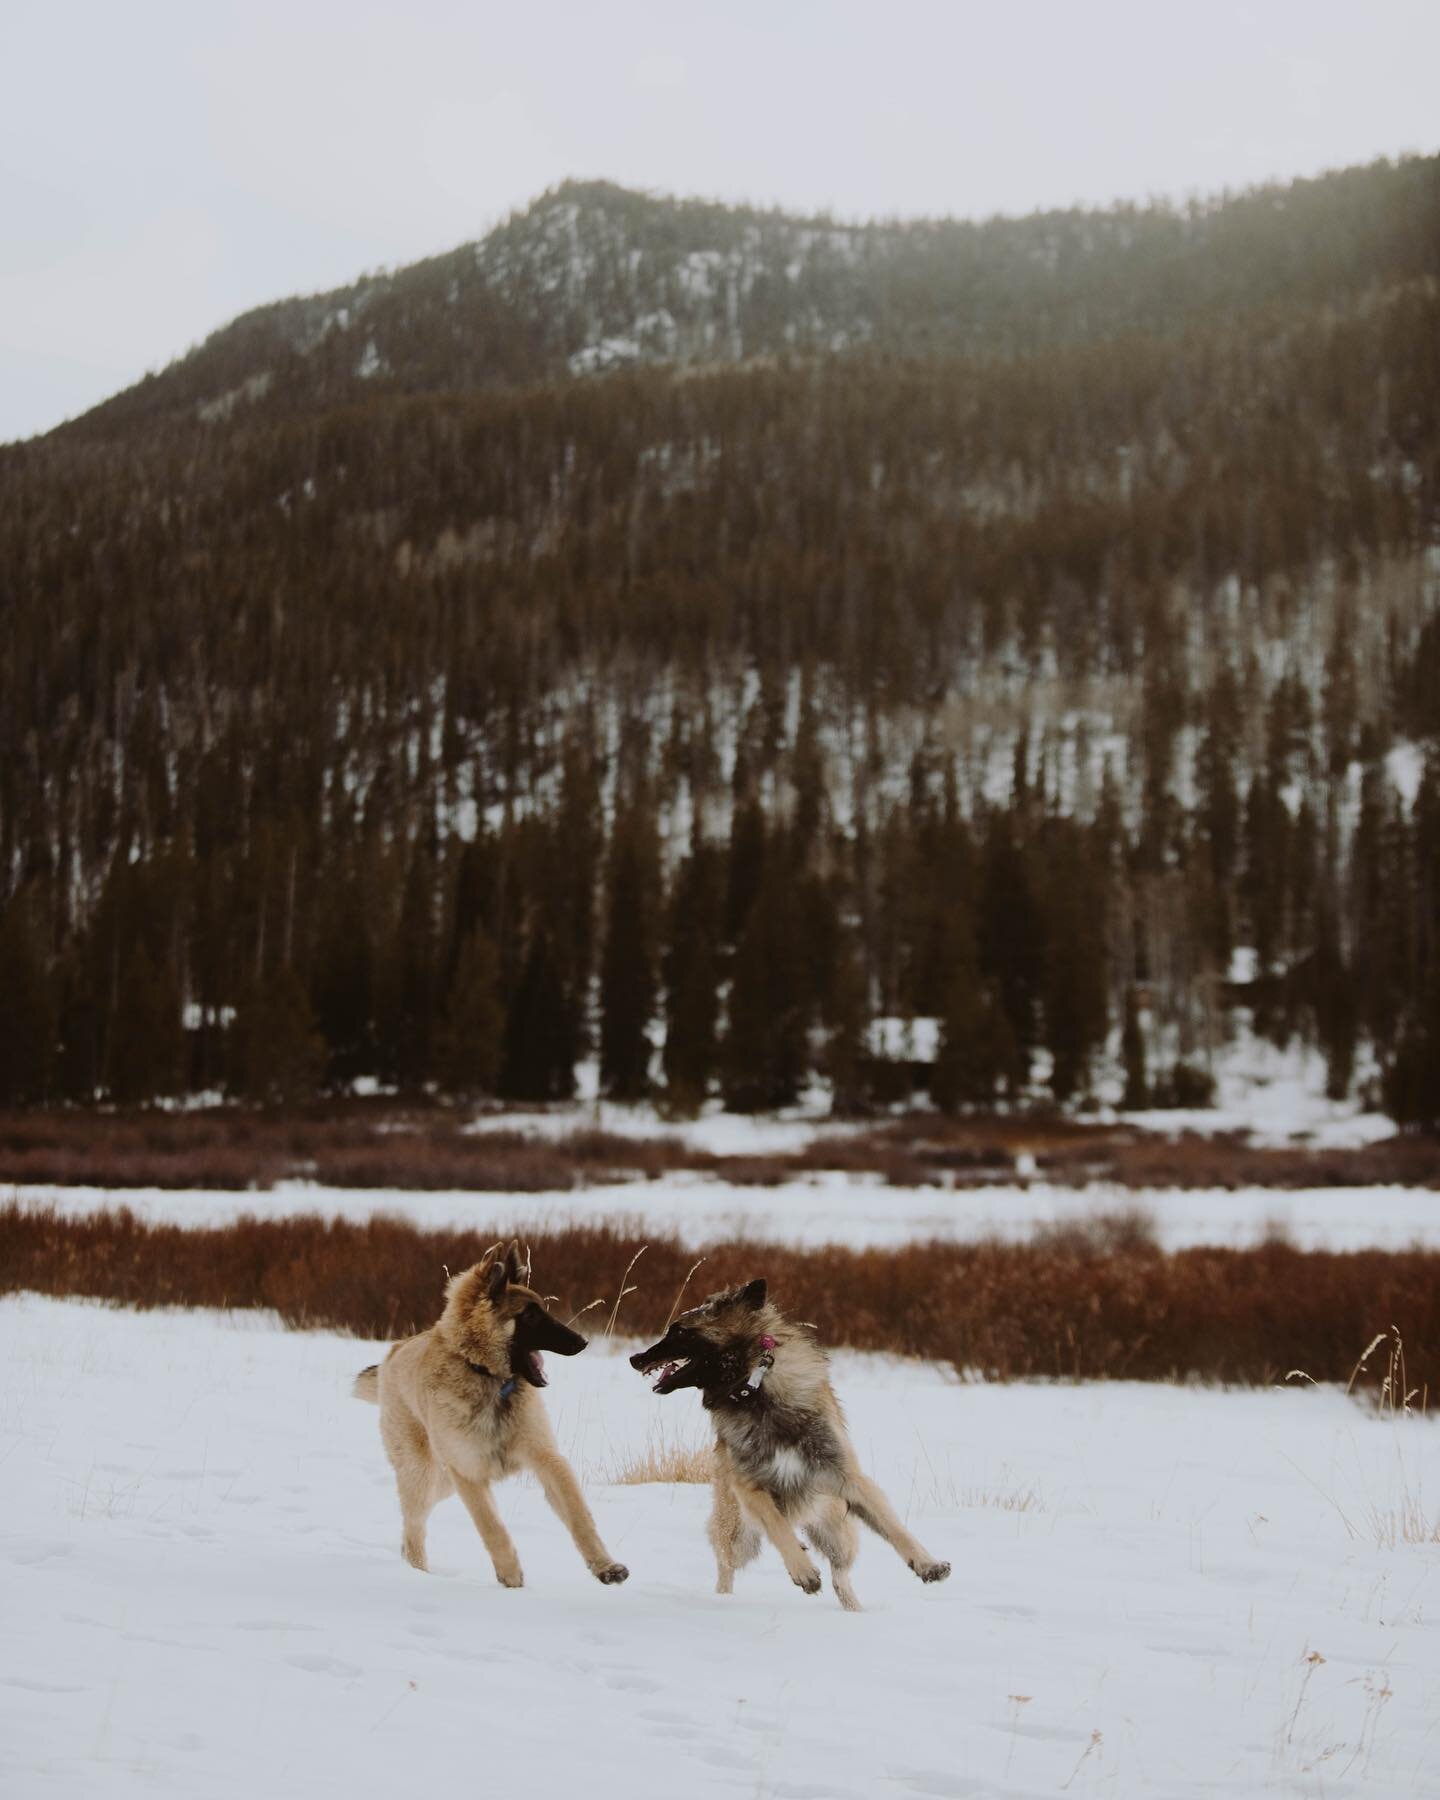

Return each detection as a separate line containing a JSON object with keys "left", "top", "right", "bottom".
{"left": 1387, "top": 739, "right": 1428, "bottom": 807}
{"left": 196, "top": 370, "right": 271, "bottom": 423}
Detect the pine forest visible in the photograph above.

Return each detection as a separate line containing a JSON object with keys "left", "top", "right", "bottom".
{"left": 2, "top": 156, "right": 1438, "bottom": 1124}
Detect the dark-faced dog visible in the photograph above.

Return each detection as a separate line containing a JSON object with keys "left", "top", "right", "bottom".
{"left": 630, "top": 1279, "right": 948, "bottom": 1609}
{"left": 354, "top": 1241, "right": 627, "bottom": 1588}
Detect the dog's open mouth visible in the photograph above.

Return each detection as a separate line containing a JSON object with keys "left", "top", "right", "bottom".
{"left": 649, "top": 1358, "right": 689, "bottom": 1395}
{"left": 512, "top": 1348, "right": 547, "bottom": 1388}
{"left": 629, "top": 1334, "right": 702, "bottom": 1394}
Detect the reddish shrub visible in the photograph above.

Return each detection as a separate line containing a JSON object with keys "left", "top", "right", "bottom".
{"left": 4, "top": 1202, "right": 1439, "bottom": 1394}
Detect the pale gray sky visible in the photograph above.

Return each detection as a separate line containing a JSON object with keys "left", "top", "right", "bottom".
{"left": 3, "top": 0, "right": 1435, "bottom": 442}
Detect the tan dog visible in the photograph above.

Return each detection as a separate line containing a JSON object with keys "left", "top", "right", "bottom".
{"left": 354, "top": 1242, "right": 627, "bottom": 1589}
{"left": 630, "top": 1279, "right": 948, "bottom": 1610}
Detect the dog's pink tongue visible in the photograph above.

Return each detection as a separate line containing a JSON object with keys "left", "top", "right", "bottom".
{"left": 656, "top": 1360, "right": 678, "bottom": 1388}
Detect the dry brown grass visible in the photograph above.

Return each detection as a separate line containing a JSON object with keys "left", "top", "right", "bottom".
{"left": 1289, "top": 1328, "right": 1440, "bottom": 1549}
{"left": 6, "top": 1202, "right": 1440, "bottom": 1390}
{"left": 605, "top": 1431, "right": 715, "bottom": 1485}
{"left": 0, "top": 1105, "right": 692, "bottom": 1192}
{"left": 2, "top": 1103, "right": 1433, "bottom": 1193}
{"left": 839, "top": 1116, "right": 1440, "bottom": 1190}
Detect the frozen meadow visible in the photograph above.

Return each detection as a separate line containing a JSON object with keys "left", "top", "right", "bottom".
{"left": 18, "top": 1172, "right": 1440, "bottom": 1256}
{"left": 3, "top": 1294, "right": 1438, "bottom": 1799}
{"left": 6, "top": 1057, "right": 1438, "bottom": 1797}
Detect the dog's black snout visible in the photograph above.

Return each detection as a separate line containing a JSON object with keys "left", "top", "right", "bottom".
{"left": 628, "top": 1351, "right": 646, "bottom": 1371}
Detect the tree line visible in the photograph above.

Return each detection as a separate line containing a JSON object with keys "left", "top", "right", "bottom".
{"left": 1, "top": 714, "right": 1437, "bottom": 1124}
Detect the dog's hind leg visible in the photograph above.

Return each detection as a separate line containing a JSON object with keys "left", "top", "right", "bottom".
{"left": 526, "top": 1449, "right": 629, "bottom": 1585}
{"left": 450, "top": 1472, "right": 525, "bottom": 1588}
{"left": 840, "top": 1471, "right": 950, "bottom": 1585}
{"left": 382, "top": 1408, "right": 443, "bottom": 1572}
{"left": 807, "top": 1499, "right": 862, "bottom": 1612}
{"left": 708, "top": 1456, "right": 762, "bottom": 1595}
{"left": 395, "top": 1462, "right": 445, "bottom": 1572}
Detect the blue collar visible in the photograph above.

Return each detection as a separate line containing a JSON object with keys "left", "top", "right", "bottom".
{"left": 467, "top": 1359, "right": 518, "bottom": 1400}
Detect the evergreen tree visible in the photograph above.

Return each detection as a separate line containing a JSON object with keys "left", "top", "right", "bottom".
{"left": 790, "top": 690, "right": 829, "bottom": 863}
{"left": 822, "top": 927, "right": 871, "bottom": 1117}
{"left": 55, "top": 947, "right": 104, "bottom": 1102}
{"left": 599, "top": 807, "right": 658, "bottom": 1100}
{"left": 978, "top": 812, "right": 1042, "bottom": 1078}
{"left": 109, "top": 943, "right": 184, "bottom": 1103}
{"left": 437, "top": 927, "right": 505, "bottom": 1097}
{"left": 310, "top": 868, "right": 374, "bottom": 1083}
{"left": 722, "top": 856, "right": 807, "bottom": 1112}
{"left": 1241, "top": 772, "right": 1287, "bottom": 1035}
{"left": 1121, "top": 985, "right": 1150, "bottom": 1109}
{"left": 1042, "top": 830, "right": 1109, "bottom": 1103}
{"left": 1382, "top": 961, "right": 1440, "bottom": 1130}
{"left": 500, "top": 930, "right": 577, "bottom": 1101}
{"left": 794, "top": 869, "right": 843, "bottom": 1029}
{"left": 1351, "top": 770, "right": 1410, "bottom": 1047}
{"left": 0, "top": 898, "right": 54, "bottom": 1104}
{"left": 724, "top": 797, "right": 766, "bottom": 944}
{"left": 553, "top": 744, "right": 604, "bottom": 1051}
{"left": 230, "top": 965, "right": 325, "bottom": 1103}
{"left": 390, "top": 842, "right": 440, "bottom": 1088}
{"left": 662, "top": 841, "right": 723, "bottom": 1109}
{"left": 933, "top": 964, "right": 1017, "bottom": 1113}
{"left": 1322, "top": 600, "right": 1360, "bottom": 776}
{"left": 1193, "top": 684, "right": 1240, "bottom": 962}
{"left": 1310, "top": 912, "right": 1358, "bottom": 1102}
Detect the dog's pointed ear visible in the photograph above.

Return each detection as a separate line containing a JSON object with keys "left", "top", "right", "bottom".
{"left": 503, "top": 1240, "right": 525, "bottom": 1285}
{"left": 486, "top": 1256, "right": 510, "bottom": 1302}
{"left": 739, "top": 1278, "right": 767, "bottom": 1310}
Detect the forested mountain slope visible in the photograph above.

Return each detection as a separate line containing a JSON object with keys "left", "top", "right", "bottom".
{"left": 57, "top": 159, "right": 1440, "bottom": 437}
{"left": 2, "top": 158, "right": 1438, "bottom": 1120}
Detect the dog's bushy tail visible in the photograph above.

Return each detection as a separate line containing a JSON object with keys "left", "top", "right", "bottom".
{"left": 352, "top": 1364, "right": 380, "bottom": 1404}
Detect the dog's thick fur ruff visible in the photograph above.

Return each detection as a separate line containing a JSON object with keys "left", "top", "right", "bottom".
{"left": 630, "top": 1280, "right": 949, "bottom": 1610}
{"left": 354, "top": 1242, "right": 627, "bottom": 1589}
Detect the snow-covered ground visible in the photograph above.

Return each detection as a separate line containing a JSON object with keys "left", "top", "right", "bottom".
{"left": 1109, "top": 1031, "right": 1395, "bottom": 1152}
{"left": 16, "top": 1173, "right": 1440, "bottom": 1254}
{"left": 467, "top": 1096, "right": 861, "bottom": 1158}
{"left": 3, "top": 1296, "right": 1437, "bottom": 1798}
{"left": 466, "top": 1065, "right": 856, "bottom": 1157}
{"left": 467, "top": 1033, "right": 1398, "bottom": 1157}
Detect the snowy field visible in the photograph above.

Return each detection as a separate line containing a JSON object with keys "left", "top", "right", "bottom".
{"left": 3, "top": 1296, "right": 1438, "bottom": 1799}
{"left": 474, "top": 1025, "right": 1399, "bottom": 1152}
{"left": 459, "top": 1032, "right": 1398, "bottom": 1158}
{"left": 16, "top": 1172, "right": 1440, "bottom": 1254}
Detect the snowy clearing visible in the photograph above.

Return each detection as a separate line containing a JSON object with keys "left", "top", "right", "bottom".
{"left": 1109, "top": 1032, "right": 1396, "bottom": 1152}
{"left": 16, "top": 1173, "right": 1440, "bottom": 1254}
{"left": 465, "top": 1031, "right": 1399, "bottom": 1157}
{"left": 464, "top": 1069, "right": 858, "bottom": 1157}
{"left": 2, "top": 1296, "right": 1437, "bottom": 1797}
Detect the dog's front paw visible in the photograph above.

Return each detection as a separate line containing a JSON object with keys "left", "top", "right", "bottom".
{"left": 496, "top": 1568, "right": 525, "bottom": 1589}
{"left": 793, "top": 1563, "right": 823, "bottom": 1595}
{"left": 910, "top": 1559, "right": 950, "bottom": 1584}
{"left": 596, "top": 1562, "right": 629, "bottom": 1585}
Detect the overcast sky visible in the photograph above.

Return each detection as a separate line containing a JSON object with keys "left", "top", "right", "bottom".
{"left": 3, "top": 0, "right": 1436, "bottom": 443}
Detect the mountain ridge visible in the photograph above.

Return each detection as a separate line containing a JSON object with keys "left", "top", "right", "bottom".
{"left": 54, "top": 156, "right": 1440, "bottom": 445}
